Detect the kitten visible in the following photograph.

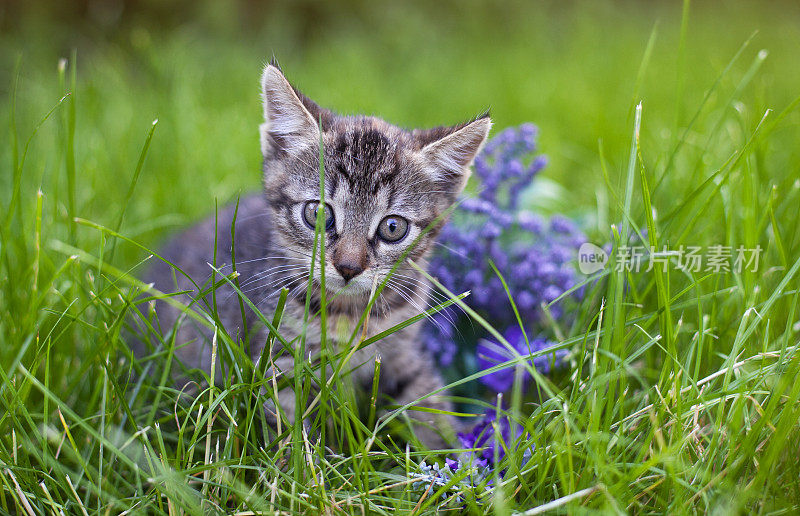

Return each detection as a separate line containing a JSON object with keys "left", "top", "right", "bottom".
{"left": 142, "top": 64, "right": 491, "bottom": 448}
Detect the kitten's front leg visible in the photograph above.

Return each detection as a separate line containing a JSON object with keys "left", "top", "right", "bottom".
{"left": 261, "top": 354, "right": 322, "bottom": 436}
{"left": 384, "top": 351, "right": 457, "bottom": 450}
{"left": 261, "top": 355, "right": 299, "bottom": 428}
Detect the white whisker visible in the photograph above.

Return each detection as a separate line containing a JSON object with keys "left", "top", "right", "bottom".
{"left": 384, "top": 279, "right": 444, "bottom": 332}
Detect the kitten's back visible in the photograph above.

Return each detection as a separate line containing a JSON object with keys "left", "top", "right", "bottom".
{"left": 139, "top": 194, "right": 274, "bottom": 375}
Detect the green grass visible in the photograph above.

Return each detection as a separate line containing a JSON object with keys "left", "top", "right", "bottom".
{"left": 3, "top": 1, "right": 800, "bottom": 513}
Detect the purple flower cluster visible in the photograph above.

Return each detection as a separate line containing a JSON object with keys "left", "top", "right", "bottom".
{"left": 410, "top": 124, "right": 580, "bottom": 495}
{"left": 477, "top": 326, "right": 568, "bottom": 392}
{"left": 411, "top": 410, "right": 532, "bottom": 497}
{"left": 455, "top": 409, "right": 527, "bottom": 469}
{"left": 424, "top": 123, "right": 584, "bottom": 375}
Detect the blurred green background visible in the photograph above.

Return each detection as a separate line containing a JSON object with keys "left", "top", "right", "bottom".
{"left": 2, "top": 0, "right": 799, "bottom": 257}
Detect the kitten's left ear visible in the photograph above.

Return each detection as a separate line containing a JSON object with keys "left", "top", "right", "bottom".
{"left": 260, "top": 64, "right": 319, "bottom": 157}
{"left": 416, "top": 114, "right": 492, "bottom": 195}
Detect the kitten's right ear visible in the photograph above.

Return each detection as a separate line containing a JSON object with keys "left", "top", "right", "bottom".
{"left": 260, "top": 65, "right": 319, "bottom": 157}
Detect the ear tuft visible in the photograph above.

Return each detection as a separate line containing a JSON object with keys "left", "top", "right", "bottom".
{"left": 418, "top": 116, "right": 492, "bottom": 193}
{"left": 260, "top": 64, "right": 319, "bottom": 156}
{"left": 268, "top": 55, "right": 282, "bottom": 71}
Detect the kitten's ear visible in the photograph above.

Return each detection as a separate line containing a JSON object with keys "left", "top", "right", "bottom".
{"left": 416, "top": 115, "right": 492, "bottom": 195}
{"left": 260, "top": 64, "right": 319, "bottom": 157}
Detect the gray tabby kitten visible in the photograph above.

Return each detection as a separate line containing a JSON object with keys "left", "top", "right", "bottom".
{"left": 144, "top": 64, "right": 491, "bottom": 448}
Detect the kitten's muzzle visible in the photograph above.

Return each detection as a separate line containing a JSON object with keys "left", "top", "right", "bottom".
{"left": 332, "top": 236, "right": 368, "bottom": 282}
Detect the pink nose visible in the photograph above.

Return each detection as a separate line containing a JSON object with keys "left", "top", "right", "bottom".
{"left": 335, "top": 262, "right": 364, "bottom": 282}
{"left": 332, "top": 234, "right": 368, "bottom": 282}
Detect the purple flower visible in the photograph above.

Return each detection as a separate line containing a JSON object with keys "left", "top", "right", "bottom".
{"left": 476, "top": 326, "right": 567, "bottom": 392}
{"left": 550, "top": 215, "right": 576, "bottom": 234}
{"left": 423, "top": 123, "right": 585, "bottom": 368}
{"left": 516, "top": 211, "right": 543, "bottom": 234}
{"left": 457, "top": 408, "right": 531, "bottom": 469}
{"left": 411, "top": 409, "right": 536, "bottom": 497}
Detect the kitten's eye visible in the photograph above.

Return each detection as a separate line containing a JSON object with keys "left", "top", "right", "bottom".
{"left": 377, "top": 215, "right": 409, "bottom": 243}
{"left": 303, "top": 201, "right": 335, "bottom": 231}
